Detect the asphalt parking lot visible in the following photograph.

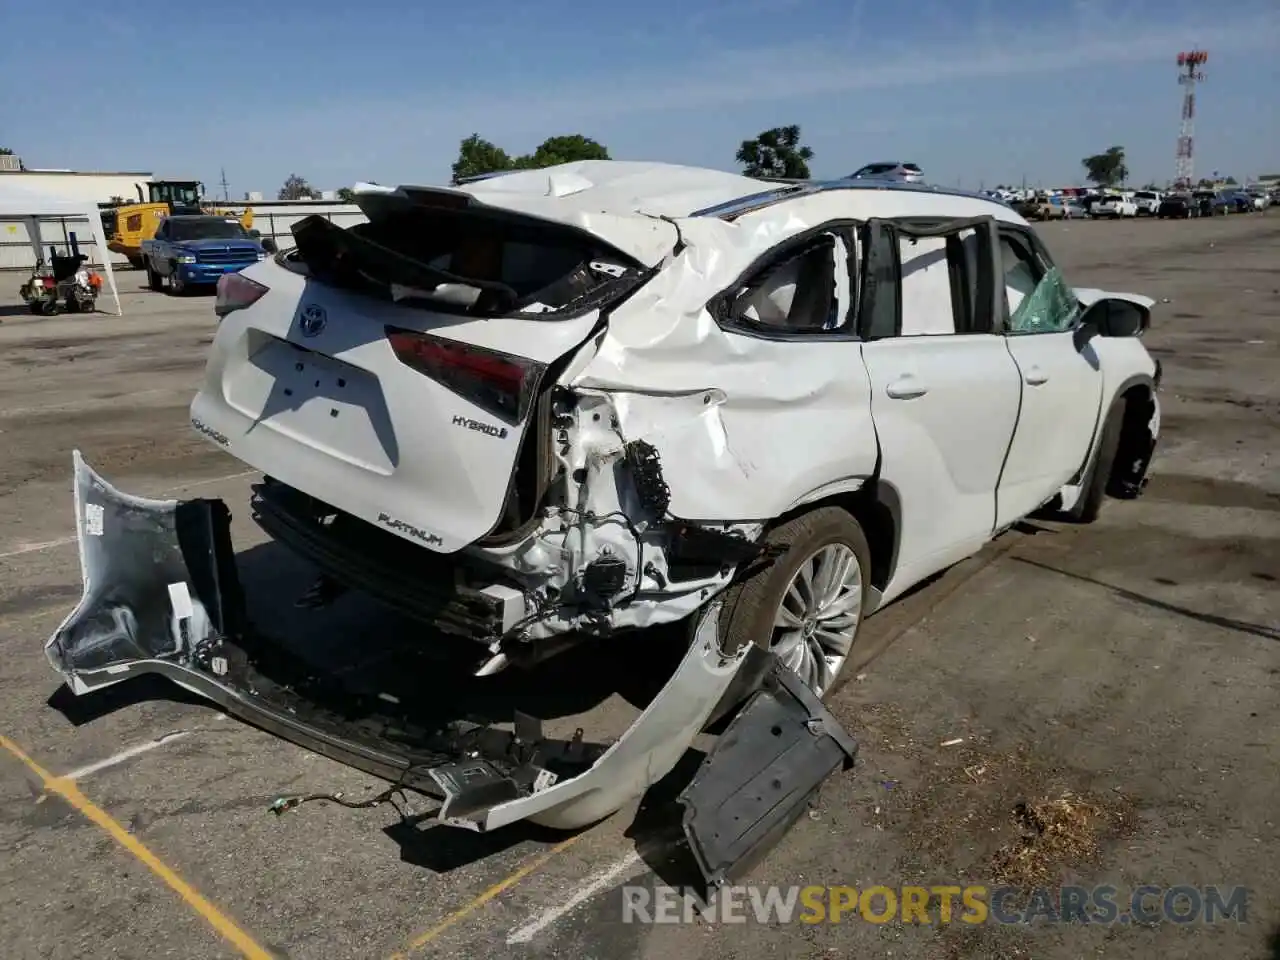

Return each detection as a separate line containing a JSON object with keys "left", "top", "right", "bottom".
{"left": 1, "top": 213, "right": 1277, "bottom": 960}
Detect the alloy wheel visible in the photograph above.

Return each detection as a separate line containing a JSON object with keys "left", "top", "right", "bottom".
{"left": 769, "top": 543, "right": 862, "bottom": 696}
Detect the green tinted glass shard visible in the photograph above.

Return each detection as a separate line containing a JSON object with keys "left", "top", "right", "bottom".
{"left": 1009, "top": 266, "right": 1080, "bottom": 334}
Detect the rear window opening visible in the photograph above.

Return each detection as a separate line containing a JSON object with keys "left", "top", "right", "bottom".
{"left": 288, "top": 205, "right": 645, "bottom": 320}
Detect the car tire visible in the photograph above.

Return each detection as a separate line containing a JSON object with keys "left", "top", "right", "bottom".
{"left": 718, "top": 506, "right": 872, "bottom": 701}
{"left": 1064, "top": 402, "right": 1124, "bottom": 524}
{"left": 169, "top": 266, "right": 185, "bottom": 296}
{"left": 146, "top": 263, "right": 162, "bottom": 291}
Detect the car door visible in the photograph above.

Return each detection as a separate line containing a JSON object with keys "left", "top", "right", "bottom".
{"left": 856, "top": 217, "right": 1023, "bottom": 603}
{"left": 572, "top": 220, "right": 876, "bottom": 523}
{"left": 994, "top": 225, "right": 1104, "bottom": 527}
{"left": 151, "top": 220, "right": 169, "bottom": 273}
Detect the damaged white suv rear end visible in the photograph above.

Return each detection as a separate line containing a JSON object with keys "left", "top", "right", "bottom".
{"left": 47, "top": 161, "right": 1159, "bottom": 883}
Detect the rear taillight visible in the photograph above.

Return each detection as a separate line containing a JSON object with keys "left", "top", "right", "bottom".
{"left": 215, "top": 273, "right": 267, "bottom": 318}
{"left": 385, "top": 327, "right": 545, "bottom": 423}
{"left": 41, "top": 277, "right": 56, "bottom": 289}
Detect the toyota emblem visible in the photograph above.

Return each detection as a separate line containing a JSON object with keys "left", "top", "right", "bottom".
{"left": 300, "top": 304, "right": 327, "bottom": 337}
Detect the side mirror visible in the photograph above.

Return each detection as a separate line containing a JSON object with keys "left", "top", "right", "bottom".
{"left": 1106, "top": 301, "right": 1150, "bottom": 337}
{"left": 248, "top": 228, "right": 261, "bottom": 239}
{"left": 260, "top": 238, "right": 278, "bottom": 254}
{"left": 1079, "top": 298, "right": 1150, "bottom": 339}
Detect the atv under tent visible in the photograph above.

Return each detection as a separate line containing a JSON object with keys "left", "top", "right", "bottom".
{"left": 0, "top": 182, "right": 122, "bottom": 316}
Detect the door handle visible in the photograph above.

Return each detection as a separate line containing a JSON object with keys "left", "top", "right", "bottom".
{"left": 1024, "top": 366, "right": 1049, "bottom": 386}
{"left": 886, "top": 376, "right": 929, "bottom": 400}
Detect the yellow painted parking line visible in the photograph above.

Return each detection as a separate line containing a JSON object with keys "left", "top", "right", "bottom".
{"left": 0, "top": 733, "right": 273, "bottom": 960}
{"left": 388, "top": 834, "right": 583, "bottom": 958}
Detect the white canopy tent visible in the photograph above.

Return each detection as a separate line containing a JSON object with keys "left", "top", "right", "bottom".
{"left": 0, "top": 182, "right": 122, "bottom": 316}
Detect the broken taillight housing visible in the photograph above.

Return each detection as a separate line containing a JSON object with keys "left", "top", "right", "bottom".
{"left": 385, "top": 326, "right": 545, "bottom": 423}
{"left": 215, "top": 273, "right": 268, "bottom": 318}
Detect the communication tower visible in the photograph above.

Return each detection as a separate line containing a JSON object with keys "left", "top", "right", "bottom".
{"left": 1174, "top": 50, "right": 1207, "bottom": 189}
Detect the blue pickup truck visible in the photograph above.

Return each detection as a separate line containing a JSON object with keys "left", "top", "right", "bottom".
{"left": 141, "top": 215, "right": 274, "bottom": 294}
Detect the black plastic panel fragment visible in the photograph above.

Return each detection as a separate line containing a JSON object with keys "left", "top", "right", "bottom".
{"left": 678, "top": 648, "right": 858, "bottom": 887}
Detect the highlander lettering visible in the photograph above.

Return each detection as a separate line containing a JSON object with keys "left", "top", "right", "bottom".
{"left": 452, "top": 414, "right": 508, "bottom": 439}
{"left": 190, "top": 417, "right": 230, "bottom": 447}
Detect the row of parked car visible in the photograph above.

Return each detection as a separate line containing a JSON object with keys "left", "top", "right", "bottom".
{"left": 1013, "top": 187, "right": 1274, "bottom": 222}
{"left": 1155, "top": 188, "right": 1273, "bottom": 218}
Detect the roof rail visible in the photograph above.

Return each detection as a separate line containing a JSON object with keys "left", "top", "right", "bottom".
{"left": 451, "top": 171, "right": 514, "bottom": 186}
{"left": 692, "top": 178, "right": 1001, "bottom": 219}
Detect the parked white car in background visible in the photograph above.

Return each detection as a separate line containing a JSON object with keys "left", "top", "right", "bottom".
{"left": 1094, "top": 195, "right": 1140, "bottom": 218}
{"left": 848, "top": 161, "right": 924, "bottom": 183}
{"left": 48, "top": 162, "right": 1161, "bottom": 858}
{"left": 1133, "top": 191, "right": 1162, "bottom": 216}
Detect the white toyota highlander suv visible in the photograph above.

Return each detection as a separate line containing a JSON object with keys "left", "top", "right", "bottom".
{"left": 48, "top": 162, "right": 1160, "bottom": 866}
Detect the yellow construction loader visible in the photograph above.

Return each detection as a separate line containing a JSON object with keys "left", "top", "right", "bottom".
{"left": 101, "top": 180, "right": 254, "bottom": 268}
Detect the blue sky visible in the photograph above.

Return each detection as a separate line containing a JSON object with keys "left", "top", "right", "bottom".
{"left": 2, "top": 0, "right": 1276, "bottom": 196}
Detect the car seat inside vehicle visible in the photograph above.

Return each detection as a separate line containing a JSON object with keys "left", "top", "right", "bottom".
{"left": 735, "top": 242, "right": 836, "bottom": 331}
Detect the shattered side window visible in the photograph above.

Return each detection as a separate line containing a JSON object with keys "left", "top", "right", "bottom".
{"left": 1007, "top": 266, "right": 1080, "bottom": 334}
{"left": 999, "top": 231, "right": 1078, "bottom": 335}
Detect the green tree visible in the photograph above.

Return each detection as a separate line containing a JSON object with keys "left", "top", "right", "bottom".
{"left": 452, "top": 134, "right": 514, "bottom": 182}
{"left": 1081, "top": 147, "right": 1128, "bottom": 188}
{"left": 735, "top": 125, "right": 814, "bottom": 179}
{"left": 451, "top": 133, "right": 610, "bottom": 183}
{"left": 0, "top": 147, "right": 13, "bottom": 155}
{"left": 517, "top": 134, "right": 609, "bottom": 168}
{"left": 278, "top": 174, "right": 318, "bottom": 200}
{"left": 336, "top": 187, "right": 356, "bottom": 202}
{"left": 1224, "top": 175, "right": 1238, "bottom": 185}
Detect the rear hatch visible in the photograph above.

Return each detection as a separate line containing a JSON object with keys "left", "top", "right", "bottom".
{"left": 195, "top": 188, "right": 668, "bottom": 552}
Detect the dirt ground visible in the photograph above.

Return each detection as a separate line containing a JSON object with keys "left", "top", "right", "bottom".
{"left": 0, "top": 213, "right": 1276, "bottom": 960}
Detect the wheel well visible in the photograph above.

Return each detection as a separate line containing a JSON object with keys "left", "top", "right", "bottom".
{"left": 771, "top": 483, "right": 898, "bottom": 591}
{"left": 1108, "top": 383, "right": 1157, "bottom": 497}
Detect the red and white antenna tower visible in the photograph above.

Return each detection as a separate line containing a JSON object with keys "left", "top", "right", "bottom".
{"left": 1174, "top": 50, "right": 1207, "bottom": 189}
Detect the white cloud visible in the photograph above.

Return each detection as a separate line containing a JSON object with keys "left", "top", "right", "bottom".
{"left": 259, "top": 7, "right": 1275, "bottom": 140}
{"left": 218, "top": 3, "right": 1276, "bottom": 186}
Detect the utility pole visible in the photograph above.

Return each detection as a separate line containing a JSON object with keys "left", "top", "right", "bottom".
{"left": 219, "top": 167, "right": 230, "bottom": 203}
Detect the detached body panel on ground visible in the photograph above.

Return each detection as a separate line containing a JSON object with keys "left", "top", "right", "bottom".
{"left": 45, "top": 162, "right": 1160, "bottom": 869}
